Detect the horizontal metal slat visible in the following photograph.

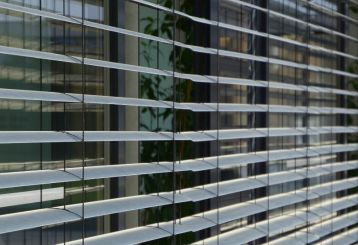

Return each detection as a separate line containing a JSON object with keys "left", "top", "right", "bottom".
{"left": 0, "top": 167, "right": 355, "bottom": 234}
{"left": 0, "top": 126, "right": 356, "bottom": 144}
{"left": 0, "top": 144, "right": 356, "bottom": 189}
{"left": 62, "top": 195, "right": 358, "bottom": 245}
{"left": 198, "top": 203, "right": 358, "bottom": 245}
{"left": 0, "top": 0, "right": 356, "bottom": 80}
{"left": 321, "top": 227, "right": 358, "bottom": 245}
{"left": 131, "top": 0, "right": 358, "bottom": 45}
{"left": 269, "top": 214, "right": 358, "bottom": 245}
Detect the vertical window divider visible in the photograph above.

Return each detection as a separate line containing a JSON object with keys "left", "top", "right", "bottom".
{"left": 81, "top": 0, "right": 86, "bottom": 243}
{"left": 340, "top": 1, "right": 349, "bottom": 236}
{"left": 171, "top": 0, "right": 177, "bottom": 243}
{"left": 294, "top": 0, "right": 298, "bottom": 218}
{"left": 216, "top": 0, "right": 220, "bottom": 243}
{"left": 266, "top": 1, "right": 270, "bottom": 243}
{"left": 155, "top": 0, "right": 160, "bottom": 230}
{"left": 304, "top": 2, "right": 311, "bottom": 242}
{"left": 249, "top": 0, "right": 257, "bottom": 230}
{"left": 280, "top": 0, "right": 284, "bottom": 221}
{"left": 39, "top": 0, "right": 43, "bottom": 243}
{"left": 318, "top": 0, "right": 324, "bottom": 235}
{"left": 63, "top": 0, "right": 67, "bottom": 242}
{"left": 329, "top": 3, "right": 337, "bottom": 242}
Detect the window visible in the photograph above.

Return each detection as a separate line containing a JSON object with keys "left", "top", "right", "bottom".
{"left": 0, "top": 0, "right": 357, "bottom": 244}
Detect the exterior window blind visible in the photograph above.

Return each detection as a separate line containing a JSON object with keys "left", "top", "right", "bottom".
{"left": 0, "top": 0, "right": 357, "bottom": 245}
